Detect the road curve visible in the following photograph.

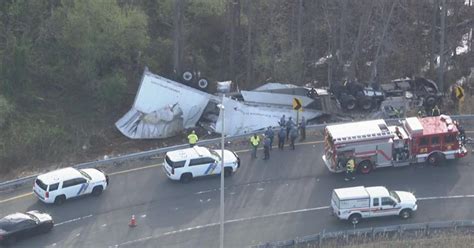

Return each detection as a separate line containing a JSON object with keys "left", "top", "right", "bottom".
{"left": 0, "top": 135, "right": 473, "bottom": 247}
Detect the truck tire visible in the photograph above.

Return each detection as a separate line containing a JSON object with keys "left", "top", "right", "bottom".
{"left": 349, "top": 214, "right": 361, "bottom": 225}
{"left": 197, "top": 78, "right": 209, "bottom": 90}
{"left": 182, "top": 71, "right": 193, "bottom": 83}
{"left": 359, "top": 97, "right": 373, "bottom": 111}
{"left": 424, "top": 96, "right": 437, "bottom": 108}
{"left": 180, "top": 173, "right": 193, "bottom": 183}
{"left": 399, "top": 209, "right": 412, "bottom": 219}
{"left": 358, "top": 160, "right": 373, "bottom": 174}
{"left": 427, "top": 153, "right": 444, "bottom": 166}
{"left": 342, "top": 96, "right": 356, "bottom": 111}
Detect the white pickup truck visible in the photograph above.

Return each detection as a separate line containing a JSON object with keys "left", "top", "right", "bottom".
{"left": 331, "top": 186, "right": 418, "bottom": 224}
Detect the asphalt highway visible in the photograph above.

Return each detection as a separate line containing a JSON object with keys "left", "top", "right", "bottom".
{"left": 1, "top": 134, "right": 474, "bottom": 247}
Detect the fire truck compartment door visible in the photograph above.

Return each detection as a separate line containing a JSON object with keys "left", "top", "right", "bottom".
{"left": 376, "top": 143, "right": 392, "bottom": 167}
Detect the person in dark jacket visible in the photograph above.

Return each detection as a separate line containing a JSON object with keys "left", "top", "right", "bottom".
{"left": 286, "top": 117, "right": 295, "bottom": 140}
{"left": 278, "top": 128, "right": 286, "bottom": 150}
{"left": 289, "top": 126, "right": 298, "bottom": 150}
{"left": 299, "top": 116, "right": 306, "bottom": 141}
{"left": 264, "top": 126, "right": 274, "bottom": 150}
{"left": 279, "top": 115, "right": 286, "bottom": 127}
{"left": 263, "top": 135, "right": 271, "bottom": 160}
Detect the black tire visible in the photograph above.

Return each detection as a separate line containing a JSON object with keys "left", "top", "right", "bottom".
{"left": 400, "top": 209, "right": 412, "bottom": 219}
{"left": 349, "top": 214, "right": 361, "bottom": 225}
{"left": 182, "top": 71, "right": 193, "bottom": 83}
{"left": 343, "top": 97, "right": 356, "bottom": 111}
{"left": 197, "top": 78, "right": 209, "bottom": 89}
{"left": 358, "top": 160, "right": 373, "bottom": 174}
{"left": 224, "top": 167, "right": 233, "bottom": 177}
{"left": 54, "top": 195, "right": 66, "bottom": 205}
{"left": 92, "top": 186, "right": 103, "bottom": 196}
{"left": 180, "top": 173, "right": 193, "bottom": 183}
{"left": 427, "top": 153, "right": 444, "bottom": 166}
{"left": 424, "top": 96, "right": 437, "bottom": 108}
{"left": 359, "top": 97, "right": 373, "bottom": 110}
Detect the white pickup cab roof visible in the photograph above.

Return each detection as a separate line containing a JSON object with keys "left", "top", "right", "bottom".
{"left": 334, "top": 186, "right": 389, "bottom": 200}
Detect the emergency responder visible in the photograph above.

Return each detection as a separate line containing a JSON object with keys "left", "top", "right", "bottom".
{"left": 187, "top": 130, "right": 199, "bottom": 147}
{"left": 454, "top": 121, "right": 466, "bottom": 144}
{"left": 250, "top": 134, "right": 260, "bottom": 158}
{"left": 289, "top": 126, "right": 298, "bottom": 150}
{"left": 264, "top": 126, "right": 274, "bottom": 150}
{"left": 263, "top": 135, "right": 271, "bottom": 160}
{"left": 431, "top": 105, "right": 441, "bottom": 116}
{"left": 345, "top": 157, "right": 356, "bottom": 181}
{"left": 299, "top": 116, "right": 306, "bottom": 141}
{"left": 279, "top": 115, "right": 286, "bottom": 127}
{"left": 278, "top": 127, "right": 286, "bottom": 150}
{"left": 417, "top": 109, "right": 424, "bottom": 118}
{"left": 286, "top": 117, "right": 295, "bottom": 140}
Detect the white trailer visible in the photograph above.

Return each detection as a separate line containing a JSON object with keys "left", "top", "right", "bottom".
{"left": 331, "top": 186, "right": 418, "bottom": 224}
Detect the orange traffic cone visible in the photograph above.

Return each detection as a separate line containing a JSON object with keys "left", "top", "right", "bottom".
{"left": 129, "top": 215, "right": 137, "bottom": 227}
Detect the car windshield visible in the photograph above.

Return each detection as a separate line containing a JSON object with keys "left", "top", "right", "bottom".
{"left": 24, "top": 213, "right": 39, "bottom": 223}
{"left": 209, "top": 149, "right": 221, "bottom": 160}
{"left": 389, "top": 191, "right": 401, "bottom": 203}
{"left": 79, "top": 170, "right": 92, "bottom": 180}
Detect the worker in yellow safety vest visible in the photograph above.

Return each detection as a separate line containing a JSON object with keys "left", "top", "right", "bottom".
{"left": 188, "top": 130, "right": 199, "bottom": 147}
{"left": 345, "top": 157, "right": 356, "bottom": 181}
{"left": 250, "top": 134, "right": 260, "bottom": 159}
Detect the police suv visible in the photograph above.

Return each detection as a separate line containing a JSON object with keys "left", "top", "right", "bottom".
{"left": 163, "top": 146, "right": 240, "bottom": 183}
{"left": 33, "top": 167, "right": 109, "bottom": 204}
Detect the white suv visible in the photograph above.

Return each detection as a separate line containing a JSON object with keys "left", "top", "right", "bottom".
{"left": 33, "top": 167, "right": 109, "bottom": 204}
{"left": 163, "top": 146, "right": 240, "bottom": 183}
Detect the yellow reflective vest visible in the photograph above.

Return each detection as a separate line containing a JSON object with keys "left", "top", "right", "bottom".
{"left": 188, "top": 133, "right": 198, "bottom": 144}
{"left": 346, "top": 159, "right": 355, "bottom": 172}
{"left": 250, "top": 136, "right": 260, "bottom": 147}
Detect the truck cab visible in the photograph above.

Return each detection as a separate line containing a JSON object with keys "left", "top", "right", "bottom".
{"left": 331, "top": 186, "right": 417, "bottom": 225}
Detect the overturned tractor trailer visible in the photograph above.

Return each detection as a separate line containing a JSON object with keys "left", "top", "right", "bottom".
{"left": 322, "top": 115, "right": 468, "bottom": 174}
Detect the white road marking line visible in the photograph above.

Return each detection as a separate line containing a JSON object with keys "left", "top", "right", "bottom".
{"left": 54, "top": 214, "right": 93, "bottom": 227}
{"left": 418, "top": 194, "right": 474, "bottom": 200}
{"left": 114, "top": 206, "right": 330, "bottom": 247}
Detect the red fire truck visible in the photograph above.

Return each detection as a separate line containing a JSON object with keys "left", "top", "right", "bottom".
{"left": 322, "top": 115, "right": 467, "bottom": 174}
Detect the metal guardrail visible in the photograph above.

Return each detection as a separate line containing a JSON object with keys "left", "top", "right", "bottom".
{"left": 2, "top": 114, "right": 474, "bottom": 192}
{"left": 252, "top": 219, "right": 474, "bottom": 248}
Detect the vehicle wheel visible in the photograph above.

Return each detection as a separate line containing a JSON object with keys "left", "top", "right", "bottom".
{"left": 180, "top": 173, "right": 193, "bottom": 183}
{"left": 427, "top": 153, "right": 443, "bottom": 166}
{"left": 359, "top": 97, "right": 373, "bottom": 111}
{"left": 197, "top": 78, "right": 209, "bottom": 90}
{"left": 343, "top": 97, "right": 356, "bottom": 111}
{"left": 224, "top": 167, "right": 233, "bottom": 177}
{"left": 92, "top": 186, "right": 103, "bottom": 196}
{"left": 424, "top": 96, "right": 437, "bottom": 108}
{"left": 400, "top": 209, "right": 412, "bottom": 219}
{"left": 54, "top": 195, "right": 66, "bottom": 205}
{"left": 358, "top": 160, "right": 373, "bottom": 174}
{"left": 182, "top": 71, "right": 193, "bottom": 83}
{"left": 349, "top": 214, "right": 361, "bottom": 225}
